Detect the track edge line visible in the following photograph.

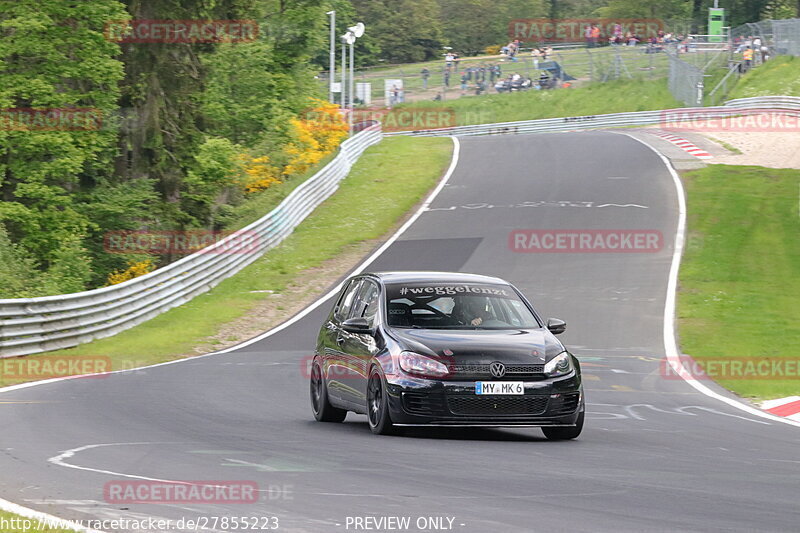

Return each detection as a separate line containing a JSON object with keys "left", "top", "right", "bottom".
{"left": 617, "top": 132, "right": 800, "bottom": 428}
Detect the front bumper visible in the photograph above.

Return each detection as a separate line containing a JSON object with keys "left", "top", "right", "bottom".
{"left": 385, "top": 372, "right": 583, "bottom": 427}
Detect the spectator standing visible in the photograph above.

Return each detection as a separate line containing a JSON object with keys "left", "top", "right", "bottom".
{"left": 753, "top": 36, "right": 762, "bottom": 63}
{"left": 584, "top": 24, "right": 593, "bottom": 48}
{"left": 590, "top": 24, "right": 601, "bottom": 48}
{"left": 742, "top": 46, "right": 753, "bottom": 71}
{"left": 531, "top": 47, "right": 541, "bottom": 68}
{"left": 421, "top": 67, "right": 430, "bottom": 90}
{"left": 443, "top": 69, "right": 450, "bottom": 88}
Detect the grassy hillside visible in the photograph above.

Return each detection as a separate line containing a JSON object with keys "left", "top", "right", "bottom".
{"left": 398, "top": 77, "right": 681, "bottom": 127}
{"left": 678, "top": 164, "right": 800, "bottom": 400}
{"left": 727, "top": 56, "right": 800, "bottom": 99}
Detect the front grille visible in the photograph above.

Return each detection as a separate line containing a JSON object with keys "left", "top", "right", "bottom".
{"left": 448, "top": 363, "right": 545, "bottom": 378}
{"left": 447, "top": 395, "right": 548, "bottom": 415}
{"left": 402, "top": 392, "right": 445, "bottom": 415}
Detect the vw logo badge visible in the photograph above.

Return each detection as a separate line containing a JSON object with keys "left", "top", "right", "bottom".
{"left": 490, "top": 361, "right": 506, "bottom": 378}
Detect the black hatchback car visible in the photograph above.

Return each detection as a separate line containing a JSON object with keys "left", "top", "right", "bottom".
{"left": 310, "top": 271, "right": 584, "bottom": 439}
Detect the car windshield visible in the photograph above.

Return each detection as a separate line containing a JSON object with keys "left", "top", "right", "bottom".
{"left": 385, "top": 282, "right": 541, "bottom": 330}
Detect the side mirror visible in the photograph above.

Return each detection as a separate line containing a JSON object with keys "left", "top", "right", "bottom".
{"left": 546, "top": 318, "right": 566, "bottom": 335}
{"left": 341, "top": 317, "right": 373, "bottom": 334}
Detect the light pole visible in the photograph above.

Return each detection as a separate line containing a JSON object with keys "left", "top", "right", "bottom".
{"left": 341, "top": 32, "right": 351, "bottom": 113}
{"left": 346, "top": 23, "right": 365, "bottom": 132}
{"left": 327, "top": 10, "right": 335, "bottom": 103}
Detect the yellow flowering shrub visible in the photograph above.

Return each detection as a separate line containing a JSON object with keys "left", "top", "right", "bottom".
{"left": 106, "top": 259, "right": 155, "bottom": 286}
{"left": 238, "top": 154, "right": 282, "bottom": 193}
{"left": 283, "top": 99, "right": 349, "bottom": 176}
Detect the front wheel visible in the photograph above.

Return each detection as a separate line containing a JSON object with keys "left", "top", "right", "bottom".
{"left": 542, "top": 410, "right": 584, "bottom": 440}
{"left": 310, "top": 359, "right": 346, "bottom": 423}
{"left": 366, "top": 368, "right": 399, "bottom": 435}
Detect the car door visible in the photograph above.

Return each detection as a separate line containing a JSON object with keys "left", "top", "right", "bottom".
{"left": 337, "top": 279, "right": 381, "bottom": 406}
{"left": 323, "top": 279, "right": 362, "bottom": 402}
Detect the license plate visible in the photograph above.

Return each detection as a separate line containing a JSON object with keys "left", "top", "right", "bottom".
{"left": 475, "top": 381, "right": 524, "bottom": 395}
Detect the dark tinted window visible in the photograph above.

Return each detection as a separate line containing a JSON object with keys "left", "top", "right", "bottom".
{"left": 384, "top": 282, "right": 540, "bottom": 329}
{"left": 352, "top": 280, "right": 380, "bottom": 326}
{"left": 334, "top": 279, "right": 362, "bottom": 321}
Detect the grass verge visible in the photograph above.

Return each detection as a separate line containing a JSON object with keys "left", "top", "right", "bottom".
{"left": 678, "top": 164, "right": 800, "bottom": 400}
{"left": 0, "top": 136, "right": 453, "bottom": 388}
{"left": 0, "top": 510, "right": 79, "bottom": 532}
{"left": 727, "top": 56, "right": 800, "bottom": 99}
{"left": 398, "top": 77, "right": 681, "bottom": 126}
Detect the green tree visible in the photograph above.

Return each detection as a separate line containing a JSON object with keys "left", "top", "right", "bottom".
{"left": 0, "top": 0, "right": 127, "bottom": 293}
{"left": 351, "top": 0, "right": 444, "bottom": 63}
{"left": 204, "top": 0, "right": 334, "bottom": 146}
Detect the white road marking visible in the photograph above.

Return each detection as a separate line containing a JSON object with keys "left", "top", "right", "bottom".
{"left": 0, "top": 497, "right": 106, "bottom": 533}
{"left": 426, "top": 200, "right": 648, "bottom": 212}
{"left": 621, "top": 132, "right": 800, "bottom": 428}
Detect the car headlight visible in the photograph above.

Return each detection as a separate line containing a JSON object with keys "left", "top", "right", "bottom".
{"left": 544, "top": 351, "right": 573, "bottom": 377}
{"left": 398, "top": 351, "right": 449, "bottom": 378}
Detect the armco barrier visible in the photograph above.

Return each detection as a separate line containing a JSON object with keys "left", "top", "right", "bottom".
{"left": 0, "top": 124, "right": 383, "bottom": 358}
{"left": 3, "top": 96, "right": 798, "bottom": 358}
{"left": 384, "top": 96, "right": 800, "bottom": 137}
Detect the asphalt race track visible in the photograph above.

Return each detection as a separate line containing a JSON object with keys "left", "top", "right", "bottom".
{"left": 1, "top": 132, "right": 799, "bottom": 533}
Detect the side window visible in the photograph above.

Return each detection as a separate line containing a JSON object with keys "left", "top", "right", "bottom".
{"left": 334, "top": 280, "right": 362, "bottom": 322}
{"left": 353, "top": 280, "right": 380, "bottom": 326}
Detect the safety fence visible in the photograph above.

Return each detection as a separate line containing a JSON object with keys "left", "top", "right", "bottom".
{"left": 667, "top": 50, "right": 706, "bottom": 106}
{"left": 383, "top": 95, "right": 800, "bottom": 137}
{"left": 0, "top": 124, "right": 383, "bottom": 358}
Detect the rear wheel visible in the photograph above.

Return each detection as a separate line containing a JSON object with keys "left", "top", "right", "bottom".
{"left": 310, "top": 359, "right": 346, "bottom": 423}
{"left": 542, "top": 410, "right": 584, "bottom": 440}
{"left": 366, "top": 368, "right": 399, "bottom": 435}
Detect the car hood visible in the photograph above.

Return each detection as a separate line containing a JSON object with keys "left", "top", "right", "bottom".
{"left": 387, "top": 327, "right": 565, "bottom": 364}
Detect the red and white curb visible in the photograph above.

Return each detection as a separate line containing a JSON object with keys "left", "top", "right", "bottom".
{"left": 651, "top": 131, "right": 713, "bottom": 159}
{"left": 762, "top": 396, "right": 800, "bottom": 422}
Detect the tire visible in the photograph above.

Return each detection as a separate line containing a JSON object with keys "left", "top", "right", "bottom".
{"left": 310, "top": 359, "right": 347, "bottom": 423}
{"left": 542, "top": 410, "right": 584, "bottom": 440}
{"left": 366, "top": 367, "right": 400, "bottom": 435}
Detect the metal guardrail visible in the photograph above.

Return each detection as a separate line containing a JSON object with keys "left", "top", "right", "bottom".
{"left": 4, "top": 96, "right": 799, "bottom": 357}
{"left": 384, "top": 95, "right": 800, "bottom": 138}
{"left": 0, "top": 124, "right": 383, "bottom": 358}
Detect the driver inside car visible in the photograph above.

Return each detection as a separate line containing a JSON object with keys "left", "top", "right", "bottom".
{"left": 453, "top": 297, "right": 491, "bottom": 326}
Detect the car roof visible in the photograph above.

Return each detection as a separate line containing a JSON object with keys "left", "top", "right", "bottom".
{"left": 363, "top": 271, "right": 509, "bottom": 285}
